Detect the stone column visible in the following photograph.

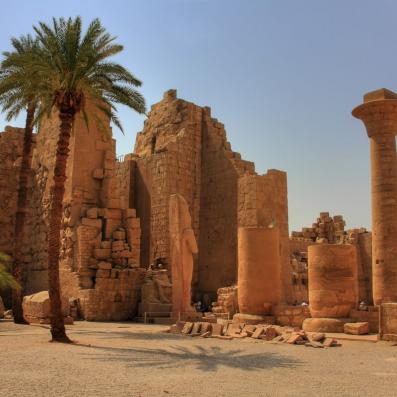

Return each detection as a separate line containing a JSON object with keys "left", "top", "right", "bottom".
{"left": 352, "top": 88, "right": 397, "bottom": 304}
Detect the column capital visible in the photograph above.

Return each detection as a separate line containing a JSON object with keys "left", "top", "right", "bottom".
{"left": 352, "top": 88, "right": 397, "bottom": 138}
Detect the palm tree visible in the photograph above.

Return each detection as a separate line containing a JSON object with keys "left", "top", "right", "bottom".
{"left": 0, "top": 252, "right": 20, "bottom": 292}
{"left": 32, "top": 17, "right": 146, "bottom": 342}
{"left": 0, "top": 35, "right": 40, "bottom": 324}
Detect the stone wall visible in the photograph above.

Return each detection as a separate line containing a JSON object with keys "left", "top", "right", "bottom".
{"left": 238, "top": 170, "right": 291, "bottom": 303}
{"left": 0, "top": 127, "right": 25, "bottom": 256}
{"left": 4, "top": 102, "right": 146, "bottom": 321}
{"left": 131, "top": 90, "right": 278, "bottom": 299}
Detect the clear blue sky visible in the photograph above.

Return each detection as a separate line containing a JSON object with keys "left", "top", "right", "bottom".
{"left": 1, "top": 0, "right": 396, "bottom": 232}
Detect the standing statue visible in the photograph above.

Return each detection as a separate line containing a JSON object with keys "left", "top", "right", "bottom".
{"left": 169, "top": 194, "right": 198, "bottom": 316}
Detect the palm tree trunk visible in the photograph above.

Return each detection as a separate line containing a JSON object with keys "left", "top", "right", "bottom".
{"left": 12, "top": 103, "right": 36, "bottom": 324}
{"left": 47, "top": 109, "right": 74, "bottom": 343}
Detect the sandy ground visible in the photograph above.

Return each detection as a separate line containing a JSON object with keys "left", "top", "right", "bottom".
{"left": 1, "top": 320, "right": 397, "bottom": 397}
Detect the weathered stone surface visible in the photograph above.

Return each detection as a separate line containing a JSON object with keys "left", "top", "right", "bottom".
{"left": 22, "top": 291, "right": 70, "bottom": 324}
{"left": 308, "top": 244, "right": 358, "bottom": 318}
{"left": 237, "top": 227, "right": 281, "bottom": 315}
{"left": 344, "top": 322, "right": 369, "bottom": 335}
{"left": 302, "top": 318, "right": 346, "bottom": 333}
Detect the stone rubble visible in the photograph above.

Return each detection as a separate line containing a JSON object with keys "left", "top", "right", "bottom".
{"left": 168, "top": 321, "right": 340, "bottom": 348}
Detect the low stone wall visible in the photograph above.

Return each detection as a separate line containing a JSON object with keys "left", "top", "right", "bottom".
{"left": 79, "top": 268, "right": 146, "bottom": 321}
{"left": 273, "top": 305, "right": 311, "bottom": 328}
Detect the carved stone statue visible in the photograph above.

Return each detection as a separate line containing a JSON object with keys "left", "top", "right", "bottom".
{"left": 169, "top": 194, "right": 198, "bottom": 316}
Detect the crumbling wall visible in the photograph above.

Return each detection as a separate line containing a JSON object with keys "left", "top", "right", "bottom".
{"left": 132, "top": 90, "right": 260, "bottom": 297}
{"left": 238, "top": 170, "right": 291, "bottom": 303}
{"left": 198, "top": 110, "right": 255, "bottom": 295}
{"left": 134, "top": 90, "right": 202, "bottom": 275}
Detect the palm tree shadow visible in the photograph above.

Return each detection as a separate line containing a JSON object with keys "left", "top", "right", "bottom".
{"left": 80, "top": 344, "right": 302, "bottom": 372}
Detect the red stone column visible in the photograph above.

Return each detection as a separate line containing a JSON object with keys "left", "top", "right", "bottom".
{"left": 352, "top": 89, "right": 397, "bottom": 304}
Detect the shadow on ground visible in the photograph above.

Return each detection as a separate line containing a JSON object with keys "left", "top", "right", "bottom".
{"left": 80, "top": 343, "right": 302, "bottom": 372}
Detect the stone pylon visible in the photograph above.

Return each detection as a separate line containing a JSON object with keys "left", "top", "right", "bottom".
{"left": 352, "top": 88, "right": 397, "bottom": 304}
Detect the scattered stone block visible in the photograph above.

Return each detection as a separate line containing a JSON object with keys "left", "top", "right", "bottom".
{"left": 323, "top": 338, "right": 339, "bottom": 347}
{"left": 191, "top": 322, "right": 202, "bottom": 334}
{"left": 211, "top": 323, "right": 223, "bottom": 336}
{"left": 287, "top": 333, "right": 303, "bottom": 344}
{"left": 309, "top": 332, "right": 326, "bottom": 342}
{"left": 22, "top": 291, "right": 71, "bottom": 324}
{"left": 252, "top": 326, "right": 265, "bottom": 339}
{"left": 344, "top": 322, "right": 369, "bottom": 335}
{"left": 181, "top": 322, "right": 194, "bottom": 335}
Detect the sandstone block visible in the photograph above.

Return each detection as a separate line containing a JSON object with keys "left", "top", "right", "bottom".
{"left": 22, "top": 291, "right": 70, "bottom": 324}
{"left": 98, "top": 261, "right": 112, "bottom": 270}
{"left": 120, "top": 250, "right": 132, "bottom": 258}
{"left": 93, "top": 248, "right": 111, "bottom": 260}
{"left": 100, "top": 241, "right": 112, "bottom": 249}
{"left": 182, "top": 322, "right": 194, "bottom": 334}
{"left": 113, "top": 230, "right": 126, "bottom": 241}
{"left": 96, "top": 269, "right": 111, "bottom": 278}
{"left": 112, "top": 240, "right": 124, "bottom": 251}
{"left": 191, "top": 322, "right": 201, "bottom": 334}
{"left": 107, "top": 198, "right": 121, "bottom": 209}
{"left": 92, "top": 168, "right": 104, "bottom": 179}
{"left": 124, "top": 208, "right": 136, "bottom": 218}
{"left": 126, "top": 217, "right": 140, "bottom": 229}
{"left": 98, "top": 208, "right": 122, "bottom": 220}
{"left": 82, "top": 218, "right": 102, "bottom": 229}
{"left": 302, "top": 318, "right": 346, "bottom": 333}
{"left": 211, "top": 323, "right": 223, "bottom": 336}
{"left": 344, "top": 322, "right": 369, "bottom": 335}
{"left": 86, "top": 207, "right": 98, "bottom": 219}
{"left": 252, "top": 326, "right": 264, "bottom": 339}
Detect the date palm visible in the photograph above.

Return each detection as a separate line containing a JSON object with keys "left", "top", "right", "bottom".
{"left": 0, "top": 35, "right": 40, "bottom": 324}
{"left": 32, "top": 17, "right": 146, "bottom": 342}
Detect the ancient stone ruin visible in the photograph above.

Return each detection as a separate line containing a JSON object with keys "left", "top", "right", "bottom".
{"left": 1, "top": 88, "right": 397, "bottom": 341}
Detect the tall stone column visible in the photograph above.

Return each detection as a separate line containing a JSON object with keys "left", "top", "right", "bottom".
{"left": 352, "top": 88, "right": 397, "bottom": 305}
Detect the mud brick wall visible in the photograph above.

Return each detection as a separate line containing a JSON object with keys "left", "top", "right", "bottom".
{"left": 238, "top": 170, "right": 291, "bottom": 303}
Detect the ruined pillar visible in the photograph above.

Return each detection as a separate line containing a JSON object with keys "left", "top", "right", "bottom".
{"left": 308, "top": 244, "right": 358, "bottom": 318}
{"left": 237, "top": 227, "right": 281, "bottom": 315}
{"left": 352, "top": 89, "right": 397, "bottom": 304}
